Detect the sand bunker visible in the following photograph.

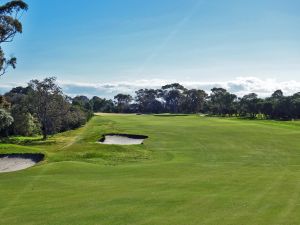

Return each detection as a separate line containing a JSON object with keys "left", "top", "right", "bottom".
{"left": 0, "top": 153, "right": 44, "bottom": 173}
{"left": 99, "top": 134, "right": 148, "bottom": 145}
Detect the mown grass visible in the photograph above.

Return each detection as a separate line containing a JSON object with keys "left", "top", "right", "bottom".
{"left": 1, "top": 114, "right": 300, "bottom": 225}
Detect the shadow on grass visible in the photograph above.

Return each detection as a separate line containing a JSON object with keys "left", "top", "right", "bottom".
{"left": 205, "top": 115, "right": 300, "bottom": 124}
{"left": 0, "top": 153, "right": 45, "bottom": 162}
{"left": 236, "top": 117, "right": 295, "bottom": 121}
{"left": 0, "top": 136, "right": 56, "bottom": 146}
{"left": 154, "top": 114, "right": 189, "bottom": 117}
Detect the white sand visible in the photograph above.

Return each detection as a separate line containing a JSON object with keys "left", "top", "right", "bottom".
{"left": 100, "top": 135, "right": 146, "bottom": 145}
{"left": 0, "top": 157, "right": 37, "bottom": 173}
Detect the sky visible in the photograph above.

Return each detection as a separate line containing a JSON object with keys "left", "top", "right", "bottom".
{"left": 1, "top": 0, "right": 300, "bottom": 98}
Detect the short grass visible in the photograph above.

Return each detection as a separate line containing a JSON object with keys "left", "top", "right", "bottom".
{"left": 1, "top": 114, "right": 300, "bottom": 225}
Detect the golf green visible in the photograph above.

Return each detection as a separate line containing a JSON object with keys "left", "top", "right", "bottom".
{"left": 1, "top": 114, "right": 300, "bottom": 225}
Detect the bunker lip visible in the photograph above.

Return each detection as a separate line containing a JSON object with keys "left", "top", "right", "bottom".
{"left": 99, "top": 133, "right": 148, "bottom": 145}
{"left": 0, "top": 153, "right": 45, "bottom": 173}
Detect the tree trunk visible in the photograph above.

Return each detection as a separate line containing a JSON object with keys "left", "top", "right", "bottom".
{"left": 41, "top": 125, "right": 47, "bottom": 140}
{"left": 42, "top": 132, "right": 47, "bottom": 140}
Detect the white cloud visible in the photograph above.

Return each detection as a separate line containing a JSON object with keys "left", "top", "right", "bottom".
{"left": 1, "top": 77, "right": 300, "bottom": 99}
{"left": 58, "top": 77, "right": 300, "bottom": 98}
{"left": 0, "top": 82, "right": 23, "bottom": 94}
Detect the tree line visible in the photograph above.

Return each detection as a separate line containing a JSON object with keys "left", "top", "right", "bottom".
{"left": 93, "top": 83, "right": 300, "bottom": 120}
{"left": 0, "top": 77, "right": 93, "bottom": 139}
{"left": 1, "top": 80, "right": 300, "bottom": 139}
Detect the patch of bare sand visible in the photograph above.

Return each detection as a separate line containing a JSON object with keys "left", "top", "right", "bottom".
{"left": 0, "top": 154, "right": 44, "bottom": 173}
{"left": 99, "top": 134, "right": 148, "bottom": 145}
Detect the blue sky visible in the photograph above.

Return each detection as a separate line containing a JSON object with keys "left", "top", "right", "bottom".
{"left": 1, "top": 0, "right": 300, "bottom": 97}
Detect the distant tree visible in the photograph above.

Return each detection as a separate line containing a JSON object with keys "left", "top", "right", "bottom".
{"left": 208, "top": 88, "right": 237, "bottom": 116}
{"left": 162, "top": 83, "right": 185, "bottom": 91}
{"left": 271, "top": 97, "right": 293, "bottom": 120}
{"left": 28, "top": 77, "right": 69, "bottom": 140}
{"left": 0, "top": 108, "right": 13, "bottom": 136}
{"left": 6, "top": 85, "right": 31, "bottom": 94}
{"left": 0, "top": 0, "right": 28, "bottom": 76}
{"left": 239, "top": 93, "right": 260, "bottom": 118}
{"left": 90, "top": 96, "right": 116, "bottom": 113}
{"left": 161, "top": 83, "right": 186, "bottom": 113}
{"left": 258, "top": 90, "right": 294, "bottom": 120}
{"left": 72, "top": 95, "right": 93, "bottom": 120}
{"left": 135, "top": 89, "right": 163, "bottom": 113}
{"left": 267, "top": 90, "right": 289, "bottom": 119}
{"left": 101, "top": 99, "right": 115, "bottom": 113}
{"left": 90, "top": 96, "right": 103, "bottom": 112}
{"left": 271, "top": 90, "right": 284, "bottom": 99}
{"left": 4, "top": 86, "right": 30, "bottom": 110}
{"left": 114, "top": 94, "right": 133, "bottom": 113}
{"left": 291, "top": 92, "right": 300, "bottom": 119}
{"left": 182, "top": 89, "right": 207, "bottom": 113}
{"left": 72, "top": 96, "right": 91, "bottom": 110}
{"left": 60, "top": 105, "right": 87, "bottom": 131}
{"left": 259, "top": 99, "right": 273, "bottom": 119}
